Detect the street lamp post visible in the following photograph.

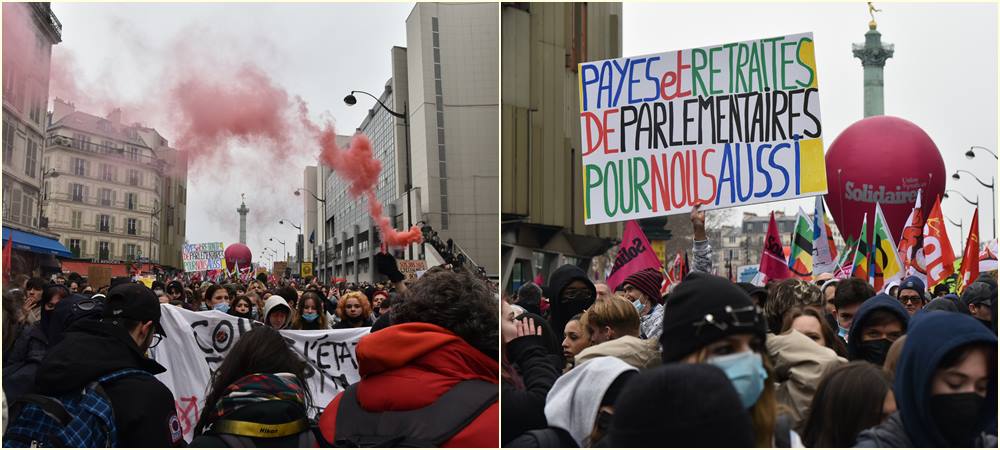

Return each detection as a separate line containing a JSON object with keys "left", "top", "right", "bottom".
{"left": 965, "top": 145, "right": 998, "bottom": 160}
{"left": 952, "top": 170, "right": 995, "bottom": 239}
{"left": 345, "top": 89, "right": 414, "bottom": 260}
{"left": 269, "top": 237, "right": 287, "bottom": 260}
{"left": 946, "top": 217, "right": 964, "bottom": 243}
{"left": 295, "top": 188, "right": 328, "bottom": 281}
{"left": 148, "top": 205, "right": 161, "bottom": 268}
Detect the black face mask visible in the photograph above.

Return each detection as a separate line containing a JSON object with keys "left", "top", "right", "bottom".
{"left": 930, "top": 393, "right": 985, "bottom": 446}
{"left": 859, "top": 339, "right": 892, "bottom": 365}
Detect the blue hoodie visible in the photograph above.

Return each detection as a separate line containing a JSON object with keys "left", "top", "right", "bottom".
{"left": 894, "top": 311, "right": 997, "bottom": 447}
{"left": 846, "top": 293, "right": 909, "bottom": 359}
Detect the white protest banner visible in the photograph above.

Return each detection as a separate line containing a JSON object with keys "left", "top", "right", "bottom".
{"left": 182, "top": 242, "right": 225, "bottom": 272}
{"left": 149, "top": 305, "right": 369, "bottom": 442}
{"left": 579, "top": 33, "right": 827, "bottom": 224}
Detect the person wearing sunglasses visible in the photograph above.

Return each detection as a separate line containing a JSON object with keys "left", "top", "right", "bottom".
{"left": 32, "top": 283, "right": 184, "bottom": 447}
{"left": 896, "top": 276, "right": 929, "bottom": 316}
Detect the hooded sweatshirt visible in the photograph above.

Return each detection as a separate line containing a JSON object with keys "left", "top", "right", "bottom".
{"left": 855, "top": 311, "right": 997, "bottom": 447}
{"left": 544, "top": 265, "right": 596, "bottom": 340}
{"left": 544, "top": 356, "right": 638, "bottom": 447}
{"left": 846, "top": 294, "right": 909, "bottom": 362}
{"left": 263, "top": 295, "right": 292, "bottom": 329}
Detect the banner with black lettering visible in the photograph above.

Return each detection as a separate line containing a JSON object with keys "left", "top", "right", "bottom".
{"left": 149, "top": 305, "right": 369, "bottom": 442}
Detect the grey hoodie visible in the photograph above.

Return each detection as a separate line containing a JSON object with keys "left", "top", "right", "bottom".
{"left": 544, "top": 356, "right": 637, "bottom": 447}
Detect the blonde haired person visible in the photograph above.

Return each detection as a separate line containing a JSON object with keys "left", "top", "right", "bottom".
{"left": 575, "top": 295, "right": 661, "bottom": 369}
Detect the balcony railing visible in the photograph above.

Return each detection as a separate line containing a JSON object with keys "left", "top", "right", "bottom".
{"left": 31, "top": 3, "right": 62, "bottom": 41}
{"left": 46, "top": 135, "right": 165, "bottom": 170}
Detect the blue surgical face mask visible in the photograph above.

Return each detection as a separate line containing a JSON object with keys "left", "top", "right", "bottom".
{"left": 302, "top": 312, "right": 319, "bottom": 322}
{"left": 707, "top": 350, "right": 767, "bottom": 409}
{"left": 838, "top": 324, "right": 849, "bottom": 341}
{"left": 632, "top": 299, "right": 644, "bottom": 313}
{"left": 214, "top": 303, "right": 230, "bottom": 313}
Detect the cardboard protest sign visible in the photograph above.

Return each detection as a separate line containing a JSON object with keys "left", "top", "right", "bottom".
{"left": 398, "top": 260, "right": 428, "bottom": 281}
{"left": 182, "top": 242, "right": 225, "bottom": 272}
{"left": 579, "top": 33, "right": 826, "bottom": 224}
{"left": 149, "top": 305, "right": 369, "bottom": 442}
{"left": 87, "top": 266, "right": 112, "bottom": 290}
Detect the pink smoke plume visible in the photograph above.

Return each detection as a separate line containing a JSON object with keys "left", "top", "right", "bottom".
{"left": 34, "top": 8, "right": 421, "bottom": 249}
{"left": 314, "top": 124, "right": 423, "bottom": 247}
{"left": 170, "top": 65, "right": 295, "bottom": 169}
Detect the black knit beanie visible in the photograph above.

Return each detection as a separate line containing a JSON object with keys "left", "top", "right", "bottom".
{"left": 622, "top": 269, "right": 663, "bottom": 304}
{"left": 605, "top": 363, "right": 755, "bottom": 448}
{"left": 660, "top": 272, "right": 766, "bottom": 362}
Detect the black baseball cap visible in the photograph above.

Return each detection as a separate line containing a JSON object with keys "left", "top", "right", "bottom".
{"left": 102, "top": 283, "right": 166, "bottom": 337}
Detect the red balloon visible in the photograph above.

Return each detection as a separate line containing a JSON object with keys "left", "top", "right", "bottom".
{"left": 825, "top": 116, "right": 945, "bottom": 243}
{"left": 224, "top": 243, "right": 253, "bottom": 272}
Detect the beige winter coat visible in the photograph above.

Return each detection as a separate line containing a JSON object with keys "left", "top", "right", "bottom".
{"left": 575, "top": 335, "right": 662, "bottom": 369}
{"left": 766, "top": 330, "right": 847, "bottom": 430}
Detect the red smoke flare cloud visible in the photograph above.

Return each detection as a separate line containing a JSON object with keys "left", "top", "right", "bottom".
{"left": 314, "top": 124, "right": 423, "bottom": 247}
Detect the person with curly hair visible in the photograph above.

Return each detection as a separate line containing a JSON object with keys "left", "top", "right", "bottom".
{"left": 332, "top": 291, "right": 373, "bottom": 329}
{"left": 318, "top": 268, "right": 498, "bottom": 447}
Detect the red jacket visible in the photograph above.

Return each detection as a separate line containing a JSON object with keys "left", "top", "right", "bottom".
{"left": 318, "top": 322, "right": 499, "bottom": 447}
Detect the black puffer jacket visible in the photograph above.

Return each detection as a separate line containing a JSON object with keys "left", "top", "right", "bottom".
{"left": 34, "top": 319, "right": 184, "bottom": 447}
{"left": 190, "top": 401, "right": 318, "bottom": 447}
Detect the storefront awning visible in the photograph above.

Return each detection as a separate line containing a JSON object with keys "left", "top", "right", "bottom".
{"left": 2, "top": 227, "right": 73, "bottom": 258}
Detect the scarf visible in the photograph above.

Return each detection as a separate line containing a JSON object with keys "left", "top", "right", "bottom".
{"left": 214, "top": 372, "right": 307, "bottom": 419}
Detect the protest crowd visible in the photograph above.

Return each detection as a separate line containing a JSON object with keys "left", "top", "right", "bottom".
{"left": 1, "top": 250, "right": 500, "bottom": 447}
{"left": 502, "top": 204, "right": 997, "bottom": 448}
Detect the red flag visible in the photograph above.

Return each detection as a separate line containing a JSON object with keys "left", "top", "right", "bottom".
{"left": 923, "top": 196, "right": 956, "bottom": 288}
{"left": 607, "top": 220, "right": 664, "bottom": 291}
{"left": 759, "top": 212, "right": 792, "bottom": 282}
{"left": 2, "top": 234, "right": 12, "bottom": 281}
{"left": 957, "top": 208, "right": 980, "bottom": 293}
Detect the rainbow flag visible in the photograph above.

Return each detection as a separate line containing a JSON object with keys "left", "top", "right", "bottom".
{"left": 851, "top": 213, "right": 870, "bottom": 281}
{"left": 871, "top": 202, "right": 904, "bottom": 292}
{"left": 788, "top": 208, "right": 814, "bottom": 281}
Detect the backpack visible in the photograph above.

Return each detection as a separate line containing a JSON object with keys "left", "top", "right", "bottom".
{"left": 331, "top": 379, "right": 498, "bottom": 447}
{"left": 2, "top": 368, "right": 152, "bottom": 448}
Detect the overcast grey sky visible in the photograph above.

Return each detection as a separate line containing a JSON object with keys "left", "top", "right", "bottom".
{"left": 51, "top": 2, "right": 415, "bottom": 262}
{"left": 625, "top": 2, "right": 998, "bottom": 245}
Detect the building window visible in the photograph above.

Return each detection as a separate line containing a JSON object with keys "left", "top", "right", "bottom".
{"left": 21, "top": 196, "right": 33, "bottom": 227}
{"left": 125, "top": 243, "right": 137, "bottom": 259}
{"left": 127, "top": 147, "right": 138, "bottom": 161}
{"left": 74, "top": 158, "right": 86, "bottom": 176}
{"left": 99, "top": 241, "right": 110, "bottom": 260}
{"left": 99, "top": 188, "right": 112, "bottom": 207}
{"left": 128, "top": 169, "right": 139, "bottom": 186}
{"left": 99, "top": 214, "right": 110, "bottom": 233}
{"left": 127, "top": 218, "right": 137, "bottom": 235}
{"left": 24, "top": 138, "right": 38, "bottom": 178}
{"left": 100, "top": 164, "right": 113, "bottom": 181}
{"left": 9, "top": 189, "right": 22, "bottom": 223}
{"left": 71, "top": 183, "right": 84, "bottom": 202}
{"left": 71, "top": 210, "right": 82, "bottom": 229}
{"left": 2, "top": 118, "right": 13, "bottom": 164}
{"left": 69, "top": 239, "right": 82, "bottom": 258}
{"left": 126, "top": 192, "right": 136, "bottom": 210}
